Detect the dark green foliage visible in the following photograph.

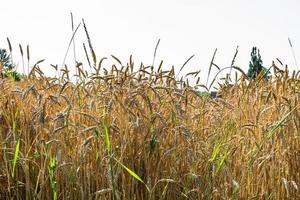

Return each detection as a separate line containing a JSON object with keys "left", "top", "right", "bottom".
{"left": 0, "top": 48, "right": 13, "bottom": 70}
{"left": 0, "top": 48, "right": 21, "bottom": 81}
{"left": 247, "top": 47, "right": 270, "bottom": 80}
{"left": 149, "top": 133, "right": 157, "bottom": 153}
{"left": 6, "top": 70, "right": 21, "bottom": 81}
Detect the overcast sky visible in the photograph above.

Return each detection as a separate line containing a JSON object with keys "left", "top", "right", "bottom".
{"left": 1, "top": 0, "right": 299, "bottom": 83}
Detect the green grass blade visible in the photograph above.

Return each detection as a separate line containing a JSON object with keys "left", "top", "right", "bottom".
{"left": 114, "top": 158, "right": 150, "bottom": 192}
{"left": 101, "top": 109, "right": 116, "bottom": 199}
{"left": 216, "top": 151, "right": 230, "bottom": 173}
{"left": 267, "top": 108, "right": 296, "bottom": 139}
{"left": 12, "top": 139, "right": 20, "bottom": 178}
{"left": 102, "top": 109, "right": 111, "bottom": 154}
{"left": 49, "top": 157, "right": 57, "bottom": 200}
{"left": 210, "top": 142, "right": 221, "bottom": 162}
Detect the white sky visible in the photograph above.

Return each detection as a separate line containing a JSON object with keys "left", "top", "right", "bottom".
{"left": 1, "top": 0, "right": 300, "bottom": 84}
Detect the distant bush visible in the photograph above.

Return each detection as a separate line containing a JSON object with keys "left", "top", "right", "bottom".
{"left": 0, "top": 48, "right": 21, "bottom": 81}
{"left": 197, "top": 91, "right": 210, "bottom": 97}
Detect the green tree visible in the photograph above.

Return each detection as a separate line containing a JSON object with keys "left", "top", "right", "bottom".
{"left": 0, "top": 48, "right": 21, "bottom": 81}
{"left": 247, "top": 47, "right": 270, "bottom": 80}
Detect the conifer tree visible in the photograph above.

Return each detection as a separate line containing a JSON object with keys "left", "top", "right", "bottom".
{"left": 0, "top": 48, "right": 21, "bottom": 81}
{"left": 247, "top": 47, "right": 270, "bottom": 80}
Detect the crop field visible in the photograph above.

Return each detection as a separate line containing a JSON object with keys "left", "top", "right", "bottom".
{"left": 0, "top": 22, "right": 300, "bottom": 198}
{"left": 0, "top": 51, "right": 300, "bottom": 200}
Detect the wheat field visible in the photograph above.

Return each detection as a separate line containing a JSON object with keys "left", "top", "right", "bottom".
{"left": 0, "top": 52, "right": 299, "bottom": 200}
